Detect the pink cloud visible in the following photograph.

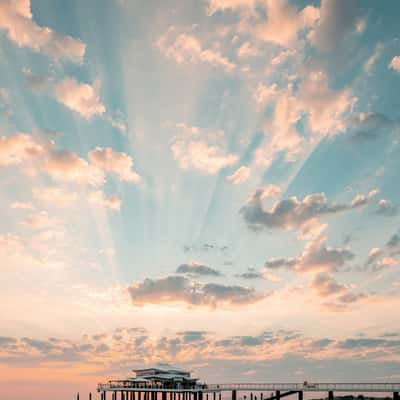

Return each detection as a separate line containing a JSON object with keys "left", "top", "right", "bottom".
{"left": 54, "top": 78, "right": 105, "bottom": 119}
{"left": 226, "top": 166, "right": 250, "bottom": 184}
{"left": 157, "top": 31, "right": 235, "bottom": 72}
{"left": 171, "top": 123, "right": 238, "bottom": 175}
{"left": 88, "top": 147, "right": 141, "bottom": 183}
{"left": 0, "top": 0, "right": 85, "bottom": 63}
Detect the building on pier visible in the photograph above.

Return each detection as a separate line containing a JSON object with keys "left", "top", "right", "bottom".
{"left": 106, "top": 366, "right": 199, "bottom": 390}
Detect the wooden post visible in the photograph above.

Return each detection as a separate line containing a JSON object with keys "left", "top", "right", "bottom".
{"left": 298, "top": 392, "right": 303, "bottom": 400}
{"left": 276, "top": 392, "right": 280, "bottom": 400}
{"left": 219, "top": 393, "right": 221, "bottom": 400}
{"left": 232, "top": 390, "right": 237, "bottom": 400}
{"left": 77, "top": 393, "right": 80, "bottom": 400}
{"left": 328, "top": 392, "right": 334, "bottom": 400}
{"left": 394, "top": 393, "right": 399, "bottom": 400}
{"left": 261, "top": 394, "right": 263, "bottom": 400}
{"left": 251, "top": 393, "right": 253, "bottom": 400}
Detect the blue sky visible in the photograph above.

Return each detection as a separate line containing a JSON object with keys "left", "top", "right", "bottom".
{"left": 1, "top": 0, "right": 400, "bottom": 399}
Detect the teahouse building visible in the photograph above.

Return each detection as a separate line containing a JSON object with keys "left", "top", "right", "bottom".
{"left": 106, "top": 366, "right": 199, "bottom": 390}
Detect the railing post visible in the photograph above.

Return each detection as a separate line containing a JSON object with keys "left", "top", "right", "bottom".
{"left": 298, "top": 392, "right": 303, "bottom": 400}
{"left": 328, "top": 391, "right": 334, "bottom": 400}
{"left": 276, "top": 391, "right": 280, "bottom": 400}
{"left": 232, "top": 390, "right": 237, "bottom": 400}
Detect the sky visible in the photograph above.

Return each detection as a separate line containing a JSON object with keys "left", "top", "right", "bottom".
{"left": 1, "top": 0, "right": 400, "bottom": 399}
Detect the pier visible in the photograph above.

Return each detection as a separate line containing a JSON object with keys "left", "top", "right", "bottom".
{"left": 90, "top": 367, "right": 400, "bottom": 400}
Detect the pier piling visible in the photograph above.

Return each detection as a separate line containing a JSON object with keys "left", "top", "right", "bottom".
{"left": 298, "top": 392, "right": 303, "bottom": 400}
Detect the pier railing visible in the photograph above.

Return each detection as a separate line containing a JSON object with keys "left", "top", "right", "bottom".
{"left": 206, "top": 383, "right": 400, "bottom": 392}
{"left": 98, "top": 382, "right": 400, "bottom": 393}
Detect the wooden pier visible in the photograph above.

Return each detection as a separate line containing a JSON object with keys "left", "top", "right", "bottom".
{"left": 88, "top": 382, "right": 400, "bottom": 400}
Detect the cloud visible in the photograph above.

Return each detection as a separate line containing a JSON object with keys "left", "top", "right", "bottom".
{"left": 170, "top": 123, "right": 238, "bottom": 174}
{"left": 184, "top": 243, "right": 229, "bottom": 254}
{"left": 254, "top": 71, "right": 356, "bottom": 162}
{"left": 0, "top": 0, "right": 85, "bottom": 63}
{"left": 226, "top": 166, "right": 250, "bottom": 184}
{"left": 255, "top": 0, "right": 319, "bottom": 47}
{"left": 388, "top": 56, "right": 400, "bottom": 73}
{"left": 310, "top": 272, "right": 366, "bottom": 311}
{"left": 176, "top": 262, "right": 222, "bottom": 277}
{"left": 0, "top": 132, "right": 141, "bottom": 187}
{"left": 54, "top": 78, "right": 106, "bottom": 119}
{"left": 127, "top": 275, "right": 267, "bottom": 308}
{"left": 88, "top": 147, "right": 141, "bottom": 183}
{"left": 88, "top": 190, "right": 121, "bottom": 211}
{"left": 10, "top": 201, "right": 34, "bottom": 210}
{"left": 339, "top": 338, "right": 400, "bottom": 349}
{"left": 206, "top": 0, "right": 257, "bottom": 15}
{"left": 364, "top": 239, "right": 400, "bottom": 272}
{"left": 297, "top": 70, "right": 357, "bottom": 136}
{"left": 177, "top": 331, "right": 208, "bottom": 343}
{"left": 365, "top": 247, "right": 382, "bottom": 266}
{"left": 157, "top": 30, "right": 235, "bottom": 72}
{"left": 25, "top": 211, "right": 59, "bottom": 230}
{"left": 374, "top": 199, "right": 399, "bottom": 217}
{"left": 45, "top": 149, "right": 105, "bottom": 186}
{"left": 237, "top": 42, "right": 258, "bottom": 58}
{"left": 265, "top": 236, "right": 354, "bottom": 273}
{"left": 34, "top": 185, "right": 121, "bottom": 211}
{"left": 364, "top": 42, "right": 384, "bottom": 74}
{"left": 0, "top": 233, "right": 23, "bottom": 252}
{"left": 241, "top": 189, "right": 375, "bottom": 234}
{"left": 33, "top": 187, "right": 78, "bottom": 208}
{"left": 310, "top": 272, "right": 346, "bottom": 297}
{"left": 309, "top": 0, "right": 362, "bottom": 52}
{"left": 347, "top": 112, "right": 397, "bottom": 142}
{"left": 0, "top": 133, "right": 45, "bottom": 166}
{"left": 235, "top": 268, "right": 263, "bottom": 280}
{"left": 387, "top": 232, "right": 400, "bottom": 250}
